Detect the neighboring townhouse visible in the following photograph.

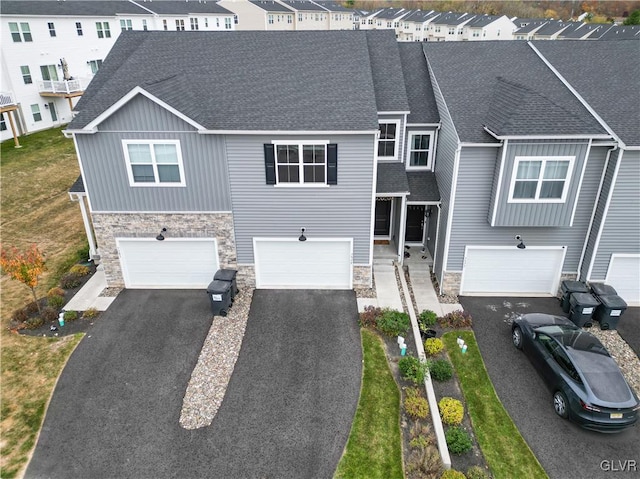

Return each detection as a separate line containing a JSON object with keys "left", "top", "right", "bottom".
{"left": 557, "top": 22, "right": 608, "bottom": 40}
{"left": 426, "top": 12, "right": 473, "bottom": 42}
{"left": 598, "top": 24, "right": 640, "bottom": 40}
{"left": 512, "top": 20, "right": 548, "bottom": 40}
{"left": 461, "top": 14, "right": 516, "bottom": 41}
{"left": 397, "top": 9, "right": 440, "bottom": 42}
{"left": 0, "top": 0, "right": 235, "bottom": 143}
{"left": 531, "top": 20, "right": 574, "bottom": 40}
{"left": 217, "top": 0, "right": 294, "bottom": 30}
{"left": 317, "top": 1, "right": 356, "bottom": 31}
{"left": 278, "top": 0, "right": 329, "bottom": 30}
{"left": 360, "top": 7, "right": 409, "bottom": 33}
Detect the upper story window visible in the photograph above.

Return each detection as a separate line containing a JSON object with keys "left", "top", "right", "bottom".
{"left": 216, "top": 17, "right": 220, "bottom": 28}
{"left": 377, "top": 120, "right": 401, "bottom": 160}
{"left": 120, "top": 19, "right": 133, "bottom": 31}
{"left": 123, "top": 140, "right": 185, "bottom": 187}
{"left": 48, "top": 22, "right": 56, "bottom": 37}
{"left": 225, "top": 17, "right": 232, "bottom": 29}
{"left": 190, "top": 18, "right": 199, "bottom": 30}
{"left": 509, "top": 156, "right": 574, "bottom": 203}
{"left": 234, "top": 15, "right": 238, "bottom": 24}
{"left": 142, "top": 19, "right": 148, "bottom": 31}
{"left": 20, "top": 66, "right": 32, "bottom": 84}
{"left": 163, "top": 20, "right": 168, "bottom": 30}
{"left": 9, "top": 22, "right": 32, "bottom": 42}
{"left": 287, "top": 15, "right": 293, "bottom": 24}
{"left": 406, "top": 132, "right": 434, "bottom": 169}
{"left": 76, "top": 22, "right": 83, "bottom": 35}
{"left": 275, "top": 142, "right": 327, "bottom": 185}
{"left": 88, "top": 59, "right": 103, "bottom": 74}
{"left": 448, "top": 27, "right": 455, "bottom": 35}
{"left": 176, "top": 19, "right": 185, "bottom": 31}
{"left": 268, "top": 15, "right": 274, "bottom": 25}
{"left": 40, "top": 65, "right": 59, "bottom": 81}
{"left": 434, "top": 25, "right": 441, "bottom": 33}
{"left": 96, "top": 22, "right": 111, "bottom": 38}
{"left": 204, "top": 18, "right": 209, "bottom": 27}
{"left": 31, "top": 104, "right": 42, "bottom": 122}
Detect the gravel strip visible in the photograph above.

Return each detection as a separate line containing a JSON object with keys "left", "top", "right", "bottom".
{"left": 180, "top": 290, "right": 253, "bottom": 430}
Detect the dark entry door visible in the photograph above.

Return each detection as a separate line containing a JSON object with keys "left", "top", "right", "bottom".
{"left": 375, "top": 199, "right": 391, "bottom": 236}
{"left": 405, "top": 205, "right": 425, "bottom": 242}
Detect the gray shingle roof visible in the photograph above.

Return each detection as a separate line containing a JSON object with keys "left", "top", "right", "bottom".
{"left": 69, "top": 30, "right": 389, "bottom": 131}
{"left": 514, "top": 21, "right": 547, "bottom": 34}
{"left": 431, "top": 12, "right": 471, "bottom": 26}
{"left": 533, "top": 40, "right": 640, "bottom": 146}
{"left": 560, "top": 23, "right": 607, "bottom": 39}
{"left": 1, "top": 1, "right": 147, "bottom": 16}
{"left": 249, "top": 0, "right": 293, "bottom": 13}
{"left": 407, "top": 171, "right": 440, "bottom": 202}
{"left": 465, "top": 14, "right": 502, "bottom": 28}
{"left": 402, "top": 10, "right": 439, "bottom": 23}
{"left": 373, "top": 8, "right": 409, "bottom": 20}
{"left": 279, "top": 0, "right": 326, "bottom": 12}
{"left": 398, "top": 43, "right": 438, "bottom": 124}
{"left": 313, "top": 1, "right": 353, "bottom": 13}
{"left": 134, "top": 1, "right": 233, "bottom": 15}
{"left": 69, "top": 175, "right": 85, "bottom": 194}
{"left": 598, "top": 25, "right": 640, "bottom": 40}
{"left": 376, "top": 163, "right": 409, "bottom": 195}
{"left": 423, "top": 41, "right": 607, "bottom": 143}
{"left": 534, "top": 21, "right": 573, "bottom": 36}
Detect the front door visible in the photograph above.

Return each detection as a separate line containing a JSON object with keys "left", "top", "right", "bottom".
{"left": 374, "top": 198, "right": 392, "bottom": 236}
{"left": 405, "top": 205, "right": 425, "bottom": 242}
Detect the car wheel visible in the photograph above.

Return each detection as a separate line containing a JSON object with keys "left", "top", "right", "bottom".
{"left": 553, "top": 391, "right": 569, "bottom": 419}
{"left": 512, "top": 326, "right": 523, "bottom": 350}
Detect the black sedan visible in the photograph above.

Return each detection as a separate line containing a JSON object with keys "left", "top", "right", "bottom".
{"left": 511, "top": 313, "right": 639, "bottom": 432}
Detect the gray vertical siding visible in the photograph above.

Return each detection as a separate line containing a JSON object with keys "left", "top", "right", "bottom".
{"left": 447, "top": 145, "right": 609, "bottom": 272}
{"left": 590, "top": 150, "right": 640, "bottom": 280}
{"left": 491, "top": 140, "right": 590, "bottom": 226}
{"left": 226, "top": 134, "right": 376, "bottom": 265}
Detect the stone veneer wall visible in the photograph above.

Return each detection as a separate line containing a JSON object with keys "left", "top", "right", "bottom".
{"left": 353, "top": 265, "right": 372, "bottom": 288}
{"left": 441, "top": 271, "right": 462, "bottom": 296}
{"left": 92, "top": 213, "right": 236, "bottom": 288}
{"left": 557, "top": 272, "right": 578, "bottom": 297}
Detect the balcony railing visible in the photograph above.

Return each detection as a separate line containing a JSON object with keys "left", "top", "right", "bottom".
{"left": 38, "top": 78, "right": 86, "bottom": 95}
{"left": 0, "top": 91, "right": 17, "bottom": 108}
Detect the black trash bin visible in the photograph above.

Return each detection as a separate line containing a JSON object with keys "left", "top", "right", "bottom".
{"left": 560, "top": 280, "right": 589, "bottom": 313}
{"left": 594, "top": 294, "right": 627, "bottom": 330}
{"left": 214, "top": 269, "right": 239, "bottom": 301}
{"left": 206, "top": 280, "right": 232, "bottom": 317}
{"left": 590, "top": 283, "right": 618, "bottom": 297}
{"left": 568, "top": 292, "right": 599, "bottom": 328}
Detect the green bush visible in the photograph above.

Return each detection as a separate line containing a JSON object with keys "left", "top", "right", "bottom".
{"left": 441, "top": 469, "right": 467, "bottom": 478}
{"left": 47, "top": 287, "right": 66, "bottom": 297}
{"left": 47, "top": 294, "right": 65, "bottom": 309}
{"left": 69, "top": 264, "right": 90, "bottom": 276}
{"left": 376, "top": 309, "right": 410, "bottom": 336}
{"left": 438, "top": 310, "right": 473, "bottom": 329}
{"left": 424, "top": 337, "right": 444, "bottom": 356}
{"left": 83, "top": 307, "right": 99, "bottom": 319}
{"left": 60, "top": 272, "right": 82, "bottom": 289}
{"left": 409, "top": 435, "right": 429, "bottom": 450}
{"left": 358, "top": 305, "right": 383, "bottom": 329}
{"left": 445, "top": 426, "right": 473, "bottom": 455}
{"left": 438, "top": 397, "right": 464, "bottom": 425}
{"left": 25, "top": 316, "right": 44, "bottom": 330}
{"left": 429, "top": 359, "right": 454, "bottom": 382}
{"left": 466, "top": 466, "right": 492, "bottom": 479}
{"left": 405, "top": 394, "right": 430, "bottom": 419}
{"left": 12, "top": 308, "right": 28, "bottom": 323}
{"left": 418, "top": 309, "right": 438, "bottom": 331}
{"left": 399, "top": 356, "right": 429, "bottom": 385}
{"left": 41, "top": 307, "right": 58, "bottom": 322}
{"left": 63, "top": 310, "right": 78, "bottom": 322}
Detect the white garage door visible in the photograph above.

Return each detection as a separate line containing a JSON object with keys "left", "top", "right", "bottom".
{"left": 254, "top": 238, "right": 352, "bottom": 289}
{"left": 460, "top": 246, "right": 565, "bottom": 296}
{"left": 606, "top": 254, "right": 640, "bottom": 306}
{"left": 117, "top": 238, "right": 218, "bottom": 288}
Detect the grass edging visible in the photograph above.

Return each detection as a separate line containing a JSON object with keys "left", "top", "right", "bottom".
{"left": 442, "top": 331, "right": 548, "bottom": 479}
{"left": 334, "top": 329, "right": 403, "bottom": 479}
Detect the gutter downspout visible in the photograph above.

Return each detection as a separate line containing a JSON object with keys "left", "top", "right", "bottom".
{"left": 439, "top": 144, "right": 462, "bottom": 295}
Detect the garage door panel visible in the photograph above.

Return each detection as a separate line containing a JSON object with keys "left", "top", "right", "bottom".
{"left": 606, "top": 255, "right": 640, "bottom": 306}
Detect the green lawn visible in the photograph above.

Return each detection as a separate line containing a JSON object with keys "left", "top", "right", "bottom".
{"left": 442, "top": 331, "right": 548, "bottom": 479}
{"left": 334, "top": 329, "right": 404, "bottom": 479}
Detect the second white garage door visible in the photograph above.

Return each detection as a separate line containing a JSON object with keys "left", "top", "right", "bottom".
{"left": 460, "top": 246, "right": 565, "bottom": 296}
{"left": 117, "top": 238, "right": 219, "bottom": 288}
{"left": 605, "top": 254, "right": 640, "bottom": 306}
{"left": 254, "top": 238, "right": 352, "bottom": 289}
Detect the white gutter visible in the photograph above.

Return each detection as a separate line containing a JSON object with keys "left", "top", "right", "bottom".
{"left": 490, "top": 139, "right": 508, "bottom": 227}
{"left": 439, "top": 145, "right": 462, "bottom": 295}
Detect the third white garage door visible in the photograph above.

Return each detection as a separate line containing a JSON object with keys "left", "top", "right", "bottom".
{"left": 254, "top": 238, "right": 352, "bottom": 289}
{"left": 605, "top": 254, "right": 640, "bottom": 306}
{"left": 460, "top": 246, "right": 565, "bottom": 296}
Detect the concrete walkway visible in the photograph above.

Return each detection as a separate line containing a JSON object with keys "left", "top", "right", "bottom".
{"left": 63, "top": 265, "right": 115, "bottom": 312}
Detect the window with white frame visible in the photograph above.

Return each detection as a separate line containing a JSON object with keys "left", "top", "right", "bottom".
{"left": 434, "top": 25, "right": 441, "bottom": 33}
{"left": 31, "top": 104, "right": 42, "bottom": 122}
{"left": 40, "top": 65, "right": 58, "bottom": 81}
{"left": 225, "top": 17, "right": 232, "bottom": 29}
{"left": 48, "top": 22, "right": 56, "bottom": 37}
{"left": 76, "top": 22, "right": 83, "bottom": 35}
{"left": 509, "top": 157, "right": 574, "bottom": 202}
{"left": 176, "top": 19, "right": 185, "bottom": 30}
{"left": 142, "top": 19, "right": 148, "bottom": 31}
{"left": 448, "top": 27, "right": 455, "bottom": 35}
{"left": 216, "top": 17, "right": 220, "bottom": 28}
{"left": 287, "top": 15, "right": 292, "bottom": 24}
{"left": 163, "top": 20, "right": 168, "bottom": 30}
{"left": 9, "top": 22, "right": 32, "bottom": 42}
{"left": 190, "top": 18, "right": 199, "bottom": 30}
{"left": 377, "top": 121, "right": 400, "bottom": 159}
{"left": 268, "top": 15, "right": 274, "bottom": 24}
{"left": 123, "top": 141, "right": 185, "bottom": 186}
{"left": 20, "top": 66, "right": 32, "bottom": 84}
{"left": 120, "top": 19, "right": 133, "bottom": 31}
{"left": 275, "top": 142, "right": 327, "bottom": 185}
{"left": 234, "top": 15, "right": 238, "bottom": 24}
{"left": 96, "top": 22, "right": 111, "bottom": 38}
{"left": 204, "top": 18, "right": 209, "bottom": 27}
{"left": 406, "top": 132, "right": 433, "bottom": 168}
{"left": 0, "top": 114, "right": 6, "bottom": 131}
{"left": 88, "top": 59, "right": 103, "bottom": 74}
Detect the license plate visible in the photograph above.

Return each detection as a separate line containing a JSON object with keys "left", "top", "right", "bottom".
{"left": 610, "top": 413, "right": 623, "bottom": 419}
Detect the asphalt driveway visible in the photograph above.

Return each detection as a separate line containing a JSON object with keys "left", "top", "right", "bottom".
{"left": 460, "top": 296, "right": 640, "bottom": 479}
{"left": 26, "top": 289, "right": 361, "bottom": 478}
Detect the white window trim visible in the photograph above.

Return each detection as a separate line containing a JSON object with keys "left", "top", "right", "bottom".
{"left": 272, "top": 140, "right": 330, "bottom": 188}
{"left": 405, "top": 131, "right": 434, "bottom": 170}
{"left": 508, "top": 156, "right": 575, "bottom": 203}
{"left": 377, "top": 119, "right": 402, "bottom": 162}
{"left": 122, "top": 140, "right": 186, "bottom": 187}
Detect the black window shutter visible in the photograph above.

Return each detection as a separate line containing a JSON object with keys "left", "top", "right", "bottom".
{"left": 264, "top": 144, "right": 276, "bottom": 185}
{"left": 327, "top": 143, "right": 338, "bottom": 185}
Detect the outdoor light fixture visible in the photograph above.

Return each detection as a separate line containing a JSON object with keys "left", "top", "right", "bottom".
{"left": 298, "top": 228, "right": 307, "bottom": 242}
{"left": 515, "top": 235, "right": 526, "bottom": 249}
{"left": 156, "top": 228, "right": 167, "bottom": 241}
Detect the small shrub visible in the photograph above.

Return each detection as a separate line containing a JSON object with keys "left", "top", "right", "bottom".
{"left": 358, "top": 305, "right": 383, "bottom": 329}
{"left": 69, "top": 264, "right": 90, "bottom": 276}
{"left": 407, "top": 446, "right": 442, "bottom": 477}
{"left": 24, "top": 301, "right": 40, "bottom": 315}
{"left": 63, "top": 310, "right": 78, "bottom": 322}
{"left": 445, "top": 426, "right": 473, "bottom": 455}
{"left": 47, "top": 287, "right": 66, "bottom": 297}
{"left": 424, "top": 337, "right": 444, "bottom": 356}
{"left": 376, "top": 309, "right": 410, "bottom": 336}
{"left": 409, "top": 435, "right": 429, "bottom": 450}
{"left": 399, "top": 356, "right": 429, "bottom": 385}
{"left": 60, "top": 272, "right": 82, "bottom": 289}
{"left": 439, "top": 397, "right": 464, "bottom": 425}
{"left": 429, "top": 359, "right": 454, "bottom": 382}
{"left": 83, "top": 307, "right": 99, "bottom": 319}
{"left": 410, "top": 420, "right": 433, "bottom": 442}
{"left": 41, "top": 307, "right": 58, "bottom": 322}
{"left": 441, "top": 469, "right": 467, "bottom": 479}
{"left": 418, "top": 309, "right": 438, "bottom": 331}
{"left": 405, "top": 394, "right": 430, "bottom": 419}
{"left": 25, "top": 316, "right": 44, "bottom": 330}
{"left": 47, "top": 294, "right": 65, "bottom": 309}
{"left": 466, "top": 466, "right": 492, "bottom": 479}
{"left": 438, "top": 310, "right": 473, "bottom": 329}
{"left": 12, "top": 308, "right": 28, "bottom": 323}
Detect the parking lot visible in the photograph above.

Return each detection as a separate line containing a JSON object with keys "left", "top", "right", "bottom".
{"left": 460, "top": 296, "right": 640, "bottom": 479}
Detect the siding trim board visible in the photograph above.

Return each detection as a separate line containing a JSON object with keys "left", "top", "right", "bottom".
{"left": 490, "top": 139, "right": 508, "bottom": 226}
{"left": 569, "top": 139, "right": 592, "bottom": 227}
{"left": 440, "top": 145, "right": 461, "bottom": 293}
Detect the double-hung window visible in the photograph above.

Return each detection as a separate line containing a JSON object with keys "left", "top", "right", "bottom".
{"left": 40, "top": 65, "right": 59, "bottom": 81}
{"left": 190, "top": 18, "right": 199, "bottom": 30}
{"left": 225, "top": 17, "right": 232, "bottom": 29}
{"left": 275, "top": 142, "right": 327, "bottom": 185}
{"left": 96, "top": 22, "right": 111, "bottom": 38}
{"left": 377, "top": 120, "right": 400, "bottom": 160}
{"left": 176, "top": 19, "right": 185, "bottom": 31}
{"left": 9, "top": 22, "right": 32, "bottom": 42}
{"left": 76, "top": 22, "right": 83, "bottom": 35}
{"left": 21, "top": 66, "right": 32, "bottom": 84}
{"left": 123, "top": 140, "right": 185, "bottom": 186}
{"left": 509, "top": 156, "right": 574, "bottom": 202}
{"left": 48, "top": 22, "right": 56, "bottom": 37}
{"left": 31, "top": 104, "right": 42, "bottom": 122}
{"left": 406, "top": 132, "right": 433, "bottom": 169}
{"left": 120, "top": 19, "right": 133, "bottom": 31}
{"left": 88, "top": 59, "right": 103, "bottom": 75}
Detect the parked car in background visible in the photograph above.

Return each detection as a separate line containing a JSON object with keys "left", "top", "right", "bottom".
{"left": 512, "top": 313, "right": 639, "bottom": 432}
